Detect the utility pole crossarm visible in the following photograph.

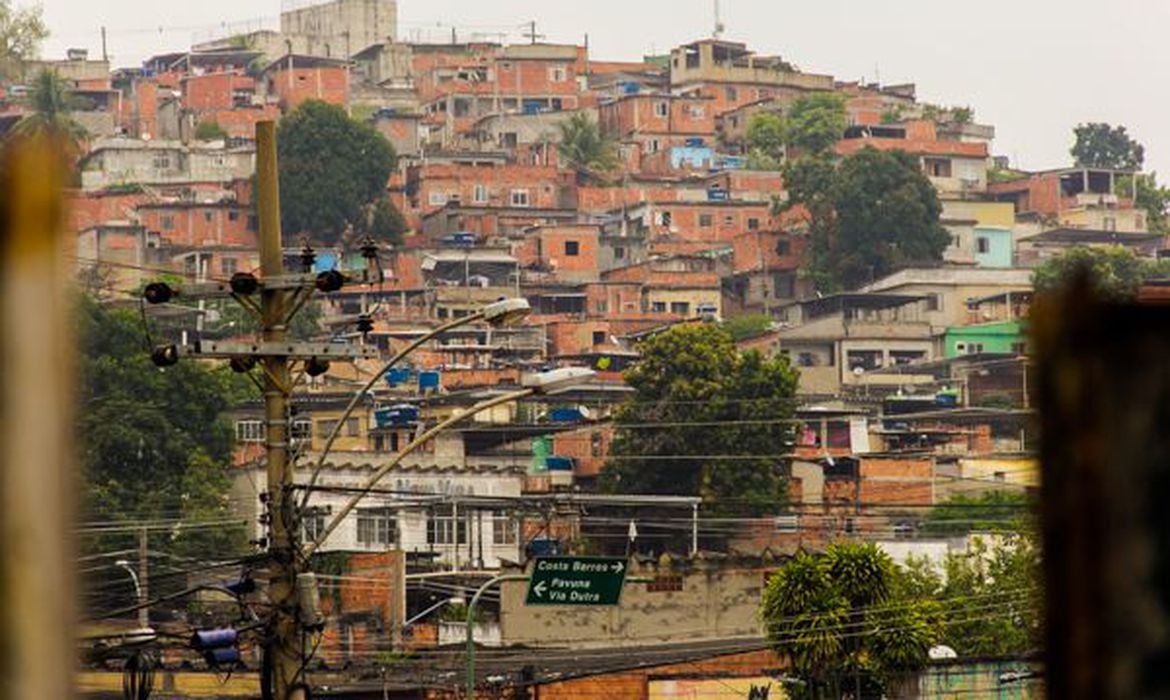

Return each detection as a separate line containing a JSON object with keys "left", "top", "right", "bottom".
{"left": 181, "top": 341, "right": 379, "bottom": 361}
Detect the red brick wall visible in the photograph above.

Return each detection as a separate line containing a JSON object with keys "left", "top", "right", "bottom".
{"left": 860, "top": 457, "right": 934, "bottom": 506}
{"left": 537, "top": 226, "right": 600, "bottom": 281}
{"left": 268, "top": 66, "right": 349, "bottom": 110}
{"left": 599, "top": 95, "right": 716, "bottom": 138}
{"left": 182, "top": 73, "right": 254, "bottom": 111}
{"left": 135, "top": 80, "right": 159, "bottom": 139}
{"left": 643, "top": 202, "right": 775, "bottom": 242}
{"left": 197, "top": 106, "right": 282, "bottom": 139}
{"left": 731, "top": 230, "right": 804, "bottom": 274}
{"left": 408, "top": 163, "right": 563, "bottom": 223}
{"left": 138, "top": 204, "right": 255, "bottom": 248}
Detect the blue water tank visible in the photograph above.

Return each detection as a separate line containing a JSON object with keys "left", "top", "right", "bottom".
{"left": 546, "top": 456, "right": 575, "bottom": 472}
{"left": 384, "top": 367, "right": 413, "bottom": 387}
{"left": 548, "top": 407, "right": 587, "bottom": 422}
{"left": 685, "top": 137, "right": 705, "bottom": 147}
{"left": 418, "top": 370, "right": 441, "bottom": 392}
{"left": 313, "top": 252, "right": 338, "bottom": 274}
{"left": 527, "top": 537, "right": 561, "bottom": 557}
{"left": 707, "top": 188, "right": 729, "bottom": 202}
{"left": 375, "top": 404, "right": 420, "bottom": 428}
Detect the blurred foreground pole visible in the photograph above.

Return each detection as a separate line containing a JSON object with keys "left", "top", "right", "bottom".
{"left": 0, "top": 134, "right": 75, "bottom": 697}
{"left": 1034, "top": 277, "right": 1170, "bottom": 699}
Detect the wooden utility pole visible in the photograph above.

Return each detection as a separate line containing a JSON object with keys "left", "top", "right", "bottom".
{"left": 137, "top": 526, "right": 150, "bottom": 629}
{"left": 256, "top": 120, "right": 303, "bottom": 699}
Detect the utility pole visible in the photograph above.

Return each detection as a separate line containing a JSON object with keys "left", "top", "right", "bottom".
{"left": 256, "top": 120, "right": 303, "bottom": 700}
{"left": 137, "top": 526, "right": 150, "bottom": 630}
{"left": 142, "top": 120, "right": 377, "bottom": 698}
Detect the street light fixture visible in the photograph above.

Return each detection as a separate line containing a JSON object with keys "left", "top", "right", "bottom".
{"left": 297, "top": 298, "right": 533, "bottom": 509}
{"left": 303, "top": 367, "right": 596, "bottom": 557}
{"left": 402, "top": 595, "right": 465, "bottom": 629}
{"left": 114, "top": 559, "right": 154, "bottom": 635}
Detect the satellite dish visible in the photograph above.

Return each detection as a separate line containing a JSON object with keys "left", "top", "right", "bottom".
{"left": 853, "top": 367, "right": 865, "bottom": 376}
{"left": 929, "top": 645, "right": 958, "bottom": 660}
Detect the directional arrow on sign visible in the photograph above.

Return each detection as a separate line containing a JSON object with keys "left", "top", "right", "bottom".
{"left": 612, "top": 562, "right": 624, "bottom": 574}
{"left": 532, "top": 580, "right": 548, "bottom": 598}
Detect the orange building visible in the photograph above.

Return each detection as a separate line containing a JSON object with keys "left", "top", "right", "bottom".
{"left": 262, "top": 55, "right": 350, "bottom": 110}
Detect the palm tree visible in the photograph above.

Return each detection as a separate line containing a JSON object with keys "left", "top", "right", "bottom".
{"left": 556, "top": 112, "right": 618, "bottom": 183}
{"left": 10, "top": 69, "right": 87, "bottom": 148}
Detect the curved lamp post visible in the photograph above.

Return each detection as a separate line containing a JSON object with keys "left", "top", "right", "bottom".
{"left": 298, "top": 297, "right": 532, "bottom": 509}
{"left": 303, "top": 367, "right": 596, "bottom": 557}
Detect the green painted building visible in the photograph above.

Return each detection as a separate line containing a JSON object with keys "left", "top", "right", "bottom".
{"left": 944, "top": 321, "right": 1028, "bottom": 358}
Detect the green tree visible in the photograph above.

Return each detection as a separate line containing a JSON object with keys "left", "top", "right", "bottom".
{"left": 10, "top": 69, "right": 88, "bottom": 147}
{"left": 783, "top": 93, "right": 847, "bottom": 156}
{"left": 722, "top": 313, "right": 774, "bottom": 342}
{"left": 745, "top": 111, "right": 786, "bottom": 170}
{"left": 556, "top": 112, "right": 618, "bottom": 181}
{"left": 1032, "top": 245, "right": 1170, "bottom": 301}
{"left": 277, "top": 100, "right": 399, "bottom": 246}
{"left": 921, "top": 491, "right": 1031, "bottom": 537}
{"left": 784, "top": 147, "right": 949, "bottom": 292}
{"left": 1117, "top": 172, "right": 1170, "bottom": 235}
{"left": 365, "top": 194, "right": 408, "bottom": 244}
{"left": 762, "top": 543, "right": 939, "bottom": 698}
{"left": 600, "top": 323, "right": 798, "bottom": 515}
{"left": 1071, "top": 122, "right": 1145, "bottom": 170}
{"left": 0, "top": 0, "right": 47, "bottom": 81}
{"left": 78, "top": 297, "right": 250, "bottom": 566}
{"left": 194, "top": 120, "right": 228, "bottom": 141}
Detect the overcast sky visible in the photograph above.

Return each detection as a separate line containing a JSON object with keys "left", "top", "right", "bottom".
{"left": 27, "top": 0, "right": 1170, "bottom": 175}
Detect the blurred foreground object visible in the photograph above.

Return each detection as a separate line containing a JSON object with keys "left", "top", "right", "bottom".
{"left": 1035, "top": 274, "right": 1170, "bottom": 698}
{"left": 0, "top": 133, "right": 75, "bottom": 697}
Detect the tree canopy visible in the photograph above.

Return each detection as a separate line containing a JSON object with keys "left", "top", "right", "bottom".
{"left": 921, "top": 490, "right": 1031, "bottom": 537}
{"left": 784, "top": 93, "right": 847, "bottom": 156}
{"left": 761, "top": 543, "right": 940, "bottom": 699}
{"left": 1031, "top": 245, "right": 1170, "bottom": 301}
{"left": 78, "top": 297, "right": 250, "bottom": 571}
{"left": 600, "top": 323, "right": 798, "bottom": 515}
{"left": 277, "top": 100, "right": 402, "bottom": 246}
{"left": 1071, "top": 122, "right": 1145, "bottom": 171}
{"left": 194, "top": 120, "right": 228, "bottom": 141}
{"left": 782, "top": 146, "right": 950, "bottom": 292}
{"left": 556, "top": 112, "right": 618, "bottom": 181}
{"left": 745, "top": 111, "right": 786, "bottom": 170}
{"left": 0, "top": 0, "right": 47, "bottom": 81}
{"left": 10, "top": 69, "right": 88, "bottom": 149}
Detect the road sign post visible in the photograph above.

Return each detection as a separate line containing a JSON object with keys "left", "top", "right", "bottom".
{"left": 525, "top": 556, "right": 628, "bottom": 607}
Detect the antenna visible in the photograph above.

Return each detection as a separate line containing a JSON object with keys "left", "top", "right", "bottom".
{"left": 713, "top": 0, "right": 726, "bottom": 39}
{"left": 521, "top": 20, "right": 545, "bottom": 45}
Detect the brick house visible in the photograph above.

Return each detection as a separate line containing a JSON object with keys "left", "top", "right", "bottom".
{"left": 262, "top": 54, "right": 350, "bottom": 110}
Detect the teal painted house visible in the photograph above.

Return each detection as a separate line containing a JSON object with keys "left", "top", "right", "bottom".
{"left": 974, "top": 226, "right": 1013, "bottom": 268}
{"left": 945, "top": 321, "right": 1027, "bottom": 358}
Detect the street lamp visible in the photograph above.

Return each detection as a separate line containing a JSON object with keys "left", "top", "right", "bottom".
{"left": 298, "top": 297, "right": 532, "bottom": 508}
{"left": 302, "top": 367, "right": 596, "bottom": 557}
{"left": 402, "top": 595, "right": 465, "bottom": 629}
{"left": 114, "top": 559, "right": 153, "bottom": 633}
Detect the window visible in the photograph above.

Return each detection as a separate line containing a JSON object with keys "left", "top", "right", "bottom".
{"left": 291, "top": 419, "right": 312, "bottom": 442}
{"left": 654, "top": 101, "right": 668, "bottom": 117}
{"left": 356, "top": 508, "right": 397, "bottom": 547}
{"left": 773, "top": 272, "right": 796, "bottom": 298}
{"left": 725, "top": 86, "right": 738, "bottom": 101}
{"left": 344, "top": 417, "right": 360, "bottom": 437}
{"left": 846, "top": 350, "right": 884, "bottom": 372}
{"left": 152, "top": 153, "right": 172, "bottom": 170}
{"left": 510, "top": 189, "right": 530, "bottom": 207}
{"left": 145, "top": 231, "right": 161, "bottom": 249}
{"left": 926, "top": 294, "right": 942, "bottom": 312}
{"left": 473, "top": 184, "right": 488, "bottom": 204}
{"left": 427, "top": 511, "right": 468, "bottom": 545}
{"left": 428, "top": 191, "right": 447, "bottom": 206}
{"left": 1103, "top": 216, "right": 1117, "bottom": 231}
{"left": 924, "top": 157, "right": 952, "bottom": 178}
{"left": 247, "top": 214, "right": 258, "bottom": 231}
{"left": 976, "top": 236, "right": 991, "bottom": 254}
{"left": 235, "top": 419, "right": 264, "bottom": 443}
{"left": 302, "top": 507, "right": 329, "bottom": 543}
{"left": 228, "top": 210, "right": 240, "bottom": 222}
{"left": 220, "top": 257, "right": 238, "bottom": 275}
{"left": 161, "top": 215, "right": 175, "bottom": 230}
{"left": 595, "top": 301, "right": 608, "bottom": 313}
{"left": 797, "top": 352, "right": 817, "bottom": 367}
{"left": 775, "top": 240, "right": 791, "bottom": 256}
{"left": 614, "top": 246, "right": 626, "bottom": 260}
{"left": 1011, "top": 342, "right": 1028, "bottom": 355}
{"left": 652, "top": 301, "right": 667, "bottom": 313}
{"left": 723, "top": 215, "right": 735, "bottom": 226}
{"left": 492, "top": 514, "right": 517, "bottom": 545}
{"left": 591, "top": 431, "right": 603, "bottom": 457}
{"left": 592, "top": 330, "right": 606, "bottom": 345}
{"left": 699, "top": 214, "right": 713, "bottom": 227}
{"left": 203, "top": 211, "right": 214, "bottom": 223}
{"left": 963, "top": 343, "right": 985, "bottom": 355}
{"left": 670, "top": 301, "right": 690, "bottom": 315}
{"left": 648, "top": 138, "right": 660, "bottom": 153}
{"left": 548, "top": 66, "right": 567, "bottom": 82}
{"left": 564, "top": 240, "right": 580, "bottom": 256}
{"left": 747, "top": 218, "right": 760, "bottom": 230}
{"left": 890, "top": 350, "right": 927, "bottom": 366}
{"left": 656, "top": 211, "right": 672, "bottom": 227}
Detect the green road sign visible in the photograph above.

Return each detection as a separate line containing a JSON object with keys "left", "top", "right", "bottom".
{"left": 525, "top": 556, "right": 629, "bottom": 606}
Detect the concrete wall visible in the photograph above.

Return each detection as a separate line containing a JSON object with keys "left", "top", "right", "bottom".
{"left": 281, "top": 0, "right": 397, "bottom": 56}
{"left": 499, "top": 557, "right": 771, "bottom": 647}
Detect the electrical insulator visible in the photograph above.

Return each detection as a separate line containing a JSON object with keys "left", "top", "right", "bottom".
{"left": 296, "top": 573, "right": 325, "bottom": 630}
{"left": 305, "top": 357, "right": 331, "bottom": 377}
{"left": 356, "top": 314, "right": 374, "bottom": 335}
{"left": 229, "top": 356, "right": 256, "bottom": 373}
{"left": 229, "top": 272, "right": 259, "bottom": 296}
{"left": 143, "top": 282, "right": 175, "bottom": 305}
{"left": 315, "top": 270, "right": 344, "bottom": 293}
{"left": 150, "top": 344, "right": 180, "bottom": 368}
{"left": 359, "top": 236, "right": 378, "bottom": 260}
{"left": 300, "top": 244, "right": 316, "bottom": 272}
